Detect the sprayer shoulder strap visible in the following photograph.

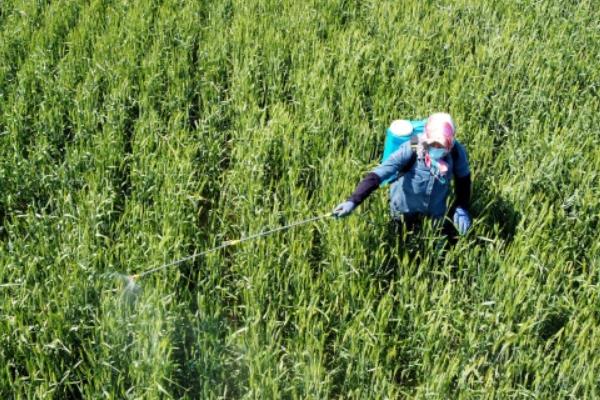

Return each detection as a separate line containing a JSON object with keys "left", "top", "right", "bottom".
{"left": 450, "top": 145, "right": 459, "bottom": 162}
{"left": 399, "top": 135, "right": 420, "bottom": 173}
{"left": 401, "top": 151, "right": 417, "bottom": 174}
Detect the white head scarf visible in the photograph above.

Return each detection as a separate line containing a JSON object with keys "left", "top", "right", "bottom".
{"left": 424, "top": 112, "right": 455, "bottom": 150}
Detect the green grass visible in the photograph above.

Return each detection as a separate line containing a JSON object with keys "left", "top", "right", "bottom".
{"left": 1, "top": 0, "right": 599, "bottom": 398}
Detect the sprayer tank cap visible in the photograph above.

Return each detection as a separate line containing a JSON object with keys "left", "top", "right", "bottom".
{"left": 389, "top": 120, "right": 413, "bottom": 137}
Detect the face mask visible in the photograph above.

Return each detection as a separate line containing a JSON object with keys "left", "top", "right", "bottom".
{"left": 428, "top": 147, "right": 447, "bottom": 160}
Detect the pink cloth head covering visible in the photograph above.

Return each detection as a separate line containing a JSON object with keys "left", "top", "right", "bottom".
{"left": 424, "top": 112, "right": 455, "bottom": 151}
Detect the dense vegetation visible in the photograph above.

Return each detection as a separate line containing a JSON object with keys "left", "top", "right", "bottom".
{"left": 1, "top": 0, "right": 598, "bottom": 398}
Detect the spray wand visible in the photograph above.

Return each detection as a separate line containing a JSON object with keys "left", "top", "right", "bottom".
{"left": 127, "top": 212, "right": 334, "bottom": 284}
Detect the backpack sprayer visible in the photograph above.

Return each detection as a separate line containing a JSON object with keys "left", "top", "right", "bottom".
{"left": 122, "top": 212, "right": 334, "bottom": 292}
{"left": 380, "top": 118, "right": 426, "bottom": 185}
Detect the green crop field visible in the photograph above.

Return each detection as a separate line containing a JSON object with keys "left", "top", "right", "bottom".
{"left": 1, "top": 0, "right": 599, "bottom": 398}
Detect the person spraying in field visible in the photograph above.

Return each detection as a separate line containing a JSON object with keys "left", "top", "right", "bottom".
{"left": 333, "top": 112, "right": 472, "bottom": 237}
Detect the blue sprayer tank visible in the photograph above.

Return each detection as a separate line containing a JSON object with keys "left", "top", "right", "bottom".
{"left": 380, "top": 118, "right": 427, "bottom": 185}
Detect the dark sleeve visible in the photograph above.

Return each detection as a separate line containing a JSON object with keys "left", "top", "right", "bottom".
{"left": 348, "top": 172, "right": 381, "bottom": 205}
{"left": 454, "top": 173, "right": 471, "bottom": 210}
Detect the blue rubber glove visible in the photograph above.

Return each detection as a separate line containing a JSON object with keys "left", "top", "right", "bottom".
{"left": 333, "top": 201, "right": 356, "bottom": 218}
{"left": 453, "top": 207, "right": 472, "bottom": 235}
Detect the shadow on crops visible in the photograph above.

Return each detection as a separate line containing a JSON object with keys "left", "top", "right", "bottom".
{"left": 0, "top": 194, "right": 54, "bottom": 242}
{"left": 308, "top": 226, "right": 326, "bottom": 277}
{"left": 383, "top": 218, "right": 441, "bottom": 259}
{"left": 537, "top": 307, "right": 570, "bottom": 343}
{"left": 110, "top": 99, "right": 139, "bottom": 220}
{"left": 0, "top": 202, "right": 6, "bottom": 241}
{"left": 170, "top": 314, "right": 244, "bottom": 398}
{"left": 3, "top": 280, "right": 100, "bottom": 399}
{"left": 297, "top": 164, "right": 321, "bottom": 203}
{"left": 187, "top": 38, "right": 201, "bottom": 131}
{"left": 471, "top": 180, "right": 521, "bottom": 243}
{"left": 184, "top": 133, "right": 234, "bottom": 307}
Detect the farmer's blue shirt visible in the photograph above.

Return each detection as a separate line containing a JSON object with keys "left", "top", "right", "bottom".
{"left": 372, "top": 140, "right": 470, "bottom": 219}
